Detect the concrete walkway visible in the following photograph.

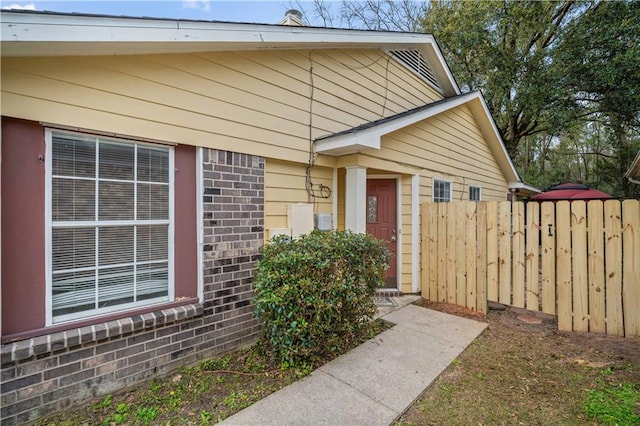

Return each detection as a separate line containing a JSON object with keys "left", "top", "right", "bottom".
{"left": 220, "top": 296, "right": 487, "bottom": 425}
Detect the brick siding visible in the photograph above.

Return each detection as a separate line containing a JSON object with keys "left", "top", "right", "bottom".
{"left": 0, "top": 149, "right": 264, "bottom": 425}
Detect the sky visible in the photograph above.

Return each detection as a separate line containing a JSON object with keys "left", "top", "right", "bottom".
{"left": 0, "top": 0, "right": 318, "bottom": 25}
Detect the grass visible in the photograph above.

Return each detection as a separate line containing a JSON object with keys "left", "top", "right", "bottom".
{"left": 36, "top": 318, "right": 391, "bottom": 426}
{"left": 585, "top": 382, "right": 640, "bottom": 425}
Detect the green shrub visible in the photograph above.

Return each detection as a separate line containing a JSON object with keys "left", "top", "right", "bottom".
{"left": 253, "top": 230, "right": 390, "bottom": 367}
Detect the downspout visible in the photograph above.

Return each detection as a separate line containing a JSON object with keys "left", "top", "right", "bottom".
{"left": 627, "top": 176, "right": 640, "bottom": 185}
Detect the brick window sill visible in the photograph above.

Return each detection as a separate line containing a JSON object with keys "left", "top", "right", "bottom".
{"left": 1, "top": 301, "right": 203, "bottom": 365}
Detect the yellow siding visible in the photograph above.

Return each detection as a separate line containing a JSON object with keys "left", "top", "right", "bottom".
{"left": 1, "top": 46, "right": 511, "bottom": 296}
{"left": 265, "top": 159, "right": 333, "bottom": 235}
{"left": 1, "top": 49, "right": 442, "bottom": 167}
{"left": 379, "top": 105, "right": 509, "bottom": 202}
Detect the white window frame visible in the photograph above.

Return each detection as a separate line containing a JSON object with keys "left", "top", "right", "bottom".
{"left": 469, "top": 185, "right": 482, "bottom": 201}
{"left": 432, "top": 178, "right": 452, "bottom": 203}
{"left": 45, "top": 129, "right": 175, "bottom": 326}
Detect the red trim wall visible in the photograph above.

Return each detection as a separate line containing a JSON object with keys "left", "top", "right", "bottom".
{"left": 1, "top": 118, "right": 198, "bottom": 338}
{"left": 175, "top": 145, "right": 198, "bottom": 298}
{"left": 1, "top": 117, "right": 47, "bottom": 335}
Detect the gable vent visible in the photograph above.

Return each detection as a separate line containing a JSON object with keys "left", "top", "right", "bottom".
{"left": 389, "top": 49, "right": 441, "bottom": 91}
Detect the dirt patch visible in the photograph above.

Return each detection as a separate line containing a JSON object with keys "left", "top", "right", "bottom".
{"left": 397, "top": 300, "right": 640, "bottom": 425}
{"left": 417, "top": 299, "right": 488, "bottom": 322}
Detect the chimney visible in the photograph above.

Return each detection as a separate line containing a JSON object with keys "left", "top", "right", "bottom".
{"left": 279, "top": 9, "right": 305, "bottom": 26}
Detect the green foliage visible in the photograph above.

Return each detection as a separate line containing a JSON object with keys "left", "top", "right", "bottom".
{"left": 200, "top": 355, "right": 231, "bottom": 371}
{"left": 585, "top": 383, "right": 640, "bottom": 425}
{"left": 135, "top": 406, "right": 159, "bottom": 425}
{"left": 422, "top": 0, "right": 584, "bottom": 156}
{"left": 253, "top": 230, "right": 389, "bottom": 367}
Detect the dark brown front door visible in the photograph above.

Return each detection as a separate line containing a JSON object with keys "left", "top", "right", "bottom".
{"left": 366, "top": 178, "right": 397, "bottom": 288}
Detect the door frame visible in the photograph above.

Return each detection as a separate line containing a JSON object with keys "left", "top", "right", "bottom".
{"left": 367, "top": 174, "right": 402, "bottom": 291}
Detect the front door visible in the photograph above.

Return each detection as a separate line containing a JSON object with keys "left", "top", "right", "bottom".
{"left": 366, "top": 178, "right": 397, "bottom": 288}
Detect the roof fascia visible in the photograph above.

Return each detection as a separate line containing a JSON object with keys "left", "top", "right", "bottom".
{"left": 625, "top": 150, "right": 640, "bottom": 179}
{"left": 420, "top": 40, "right": 460, "bottom": 96}
{"left": 465, "top": 93, "right": 520, "bottom": 183}
{"left": 508, "top": 181, "right": 542, "bottom": 194}
{"left": 1, "top": 12, "right": 430, "bottom": 43}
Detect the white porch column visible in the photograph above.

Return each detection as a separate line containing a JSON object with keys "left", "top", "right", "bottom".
{"left": 345, "top": 166, "right": 367, "bottom": 233}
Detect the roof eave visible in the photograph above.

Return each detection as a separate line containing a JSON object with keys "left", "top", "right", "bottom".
{"left": 508, "top": 182, "right": 542, "bottom": 196}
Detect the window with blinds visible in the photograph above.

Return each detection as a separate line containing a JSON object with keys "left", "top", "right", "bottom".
{"left": 48, "top": 130, "right": 173, "bottom": 324}
{"left": 469, "top": 185, "right": 481, "bottom": 201}
{"left": 433, "top": 179, "right": 452, "bottom": 203}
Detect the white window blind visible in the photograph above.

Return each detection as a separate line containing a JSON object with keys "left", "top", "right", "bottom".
{"left": 48, "top": 131, "right": 173, "bottom": 323}
{"left": 469, "top": 186, "right": 481, "bottom": 201}
{"left": 433, "top": 179, "right": 452, "bottom": 203}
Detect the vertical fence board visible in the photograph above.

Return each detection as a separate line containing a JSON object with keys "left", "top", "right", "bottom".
{"left": 446, "top": 203, "right": 457, "bottom": 304}
{"left": 420, "top": 203, "right": 429, "bottom": 297}
{"left": 556, "top": 201, "right": 573, "bottom": 331}
{"left": 486, "top": 202, "right": 499, "bottom": 301}
{"left": 571, "top": 201, "right": 589, "bottom": 332}
{"left": 498, "top": 201, "right": 512, "bottom": 305}
{"left": 525, "top": 202, "right": 540, "bottom": 311}
{"left": 455, "top": 203, "right": 467, "bottom": 306}
{"left": 587, "top": 201, "right": 606, "bottom": 333}
{"left": 540, "top": 202, "right": 556, "bottom": 315}
{"left": 512, "top": 202, "right": 526, "bottom": 308}
{"left": 476, "top": 202, "right": 488, "bottom": 313}
{"left": 622, "top": 200, "right": 640, "bottom": 337}
{"left": 437, "top": 202, "right": 448, "bottom": 303}
{"left": 604, "top": 200, "right": 623, "bottom": 336}
{"left": 428, "top": 203, "right": 439, "bottom": 301}
{"left": 466, "top": 202, "right": 478, "bottom": 311}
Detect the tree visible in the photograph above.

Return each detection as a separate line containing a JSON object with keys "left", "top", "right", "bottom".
{"left": 291, "top": 0, "right": 427, "bottom": 31}
{"left": 421, "top": 0, "right": 586, "bottom": 157}
{"left": 554, "top": 0, "right": 640, "bottom": 197}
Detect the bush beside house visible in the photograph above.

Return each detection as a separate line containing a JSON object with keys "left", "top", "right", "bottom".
{"left": 254, "top": 231, "right": 390, "bottom": 367}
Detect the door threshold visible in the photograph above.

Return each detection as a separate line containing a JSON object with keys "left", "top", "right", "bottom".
{"left": 375, "top": 288, "right": 402, "bottom": 297}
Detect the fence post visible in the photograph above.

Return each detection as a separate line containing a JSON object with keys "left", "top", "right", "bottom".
{"left": 622, "top": 200, "right": 640, "bottom": 337}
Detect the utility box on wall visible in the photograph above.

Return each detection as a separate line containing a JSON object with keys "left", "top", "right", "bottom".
{"left": 315, "top": 213, "right": 332, "bottom": 231}
{"left": 287, "top": 203, "right": 314, "bottom": 238}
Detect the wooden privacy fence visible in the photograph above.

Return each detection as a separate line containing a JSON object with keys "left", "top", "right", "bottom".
{"left": 420, "top": 199, "right": 640, "bottom": 337}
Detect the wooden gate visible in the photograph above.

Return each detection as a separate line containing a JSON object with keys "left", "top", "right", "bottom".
{"left": 420, "top": 200, "right": 640, "bottom": 337}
